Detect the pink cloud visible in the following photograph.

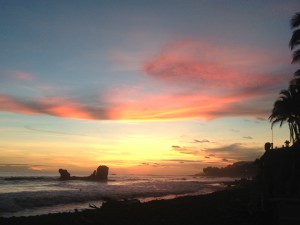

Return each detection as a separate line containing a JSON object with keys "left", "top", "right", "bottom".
{"left": 0, "top": 94, "right": 108, "bottom": 120}
{"left": 0, "top": 40, "right": 290, "bottom": 121}
{"left": 101, "top": 40, "right": 289, "bottom": 121}
{"left": 13, "top": 71, "right": 33, "bottom": 81}
{"left": 143, "top": 40, "right": 286, "bottom": 90}
{"left": 0, "top": 95, "right": 39, "bottom": 115}
{"left": 107, "top": 88, "right": 270, "bottom": 120}
{"left": 39, "top": 97, "right": 94, "bottom": 120}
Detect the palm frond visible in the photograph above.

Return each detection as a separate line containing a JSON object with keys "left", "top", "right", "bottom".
{"left": 289, "top": 78, "right": 300, "bottom": 91}
{"left": 294, "top": 69, "right": 300, "bottom": 77}
{"left": 291, "top": 12, "right": 300, "bottom": 29}
{"left": 289, "top": 29, "right": 300, "bottom": 50}
{"left": 280, "top": 89, "right": 291, "bottom": 97}
{"left": 270, "top": 118, "right": 285, "bottom": 128}
{"left": 292, "top": 49, "right": 300, "bottom": 63}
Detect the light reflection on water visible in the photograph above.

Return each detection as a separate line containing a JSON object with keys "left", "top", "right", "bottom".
{"left": 0, "top": 175, "right": 234, "bottom": 217}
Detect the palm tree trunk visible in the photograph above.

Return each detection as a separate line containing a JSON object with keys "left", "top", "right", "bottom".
{"left": 292, "top": 122, "right": 299, "bottom": 143}
{"left": 295, "top": 120, "right": 300, "bottom": 142}
{"left": 289, "top": 123, "right": 295, "bottom": 143}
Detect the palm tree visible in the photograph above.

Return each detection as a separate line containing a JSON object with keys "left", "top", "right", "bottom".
{"left": 269, "top": 88, "right": 300, "bottom": 143}
{"left": 270, "top": 12, "right": 300, "bottom": 143}
{"left": 290, "top": 12, "right": 300, "bottom": 66}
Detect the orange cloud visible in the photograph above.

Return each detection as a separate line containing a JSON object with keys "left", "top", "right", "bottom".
{"left": 0, "top": 40, "right": 289, "bottom": 121}
{"left": 106, "top": 85, "right": 271, "bottom": 120}
{"left": 0, "top": 95, "right": 38, "bottom": 115}
{"left": 40, "top": 97, "right": 94, "bottom": 120}
{"left": 105, "top": 39, "right": 287, "bottom": 120}
{"left": 0, "top": 94, "right": 108, "bottom": 120}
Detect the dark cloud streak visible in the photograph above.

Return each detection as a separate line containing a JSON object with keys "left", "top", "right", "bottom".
{"left": 24, "top": 125, "right": 91, "bottom": 137}
{"left": 0, "top": 93, "right": 110, "bottom": 120}
{"left": 243, "top": 136, "right": 253, "bottom": 140}
{"left": 193, "top": 139, "right": 210, "bottom": 143}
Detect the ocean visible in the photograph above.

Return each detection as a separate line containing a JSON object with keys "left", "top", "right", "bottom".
{"left": 0, "top": 174, "right": 234, "bottom": 218}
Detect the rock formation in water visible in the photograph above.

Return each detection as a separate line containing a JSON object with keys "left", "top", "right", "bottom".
{"left": 58, "top": 165, "right": 109, "bottom": 181}
{"left": 58, "top": 169, "right": 71, "bottom": 180}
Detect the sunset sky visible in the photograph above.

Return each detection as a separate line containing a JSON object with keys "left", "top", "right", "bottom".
{"left": 0, "top": 0, "right": 298, "bottom": 175}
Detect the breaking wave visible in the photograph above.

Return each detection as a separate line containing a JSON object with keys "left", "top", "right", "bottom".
{"left": 0, "top": 175, "right": 233, "bottom": 217}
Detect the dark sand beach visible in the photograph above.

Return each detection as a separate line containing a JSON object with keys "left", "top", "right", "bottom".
{"left": 0, "top": 184, "right": 274, "bottom": 225}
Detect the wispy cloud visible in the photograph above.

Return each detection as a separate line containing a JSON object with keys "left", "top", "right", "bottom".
{"left": 231, "top": 129, "right": 240, "bottom": 133}
{"left": 0, "top": 39, "right": 290, "bottom": 121}
{"left": 1, "top": 70, "right": 34, "bottom": 81}
{"left": 243, "top": 136, "right": 253, "bottom": 140}
{"left": 144, "top": 40, "right": 287, "bottom": 89}
{"left": 163, "top": 159, "right": 201, "bottom": 163}
{"left": 203, "top": 143, "right": 262, "bottom": 161}
{"left": 106, "top": 39, "right": 288, "bottom": 120}
{"left": 170, "top": 142, "right": 262, "bottom": 162}
{"left": 0, "top": 164, "right": 47, "bottom": 172}
{"left": 171, "top": 145, "right": 200, "bottom": 155}
{"left": 0, "top": 94, "right": 109, "bottom": 120}
{"left": 193, "top": 139, "right": 210, "bottom": 143}
{"left": 107, "top": 87, "right": 272, "bottom": 120}
{"left": 24, "top": 125, "right": 91, "bottom": 137}
{"left": 13, "top": 71, "right": 33, "bottom": 81}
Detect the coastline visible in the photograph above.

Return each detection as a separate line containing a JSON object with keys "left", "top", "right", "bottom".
{"left": 0, "top": 183, "right": 271, "bottom": 225}
{"left": 0, "top": 174, "right": 232, "bottom": 218}
{"left": 0, "top": 182, "right": 226, "bottom": 218}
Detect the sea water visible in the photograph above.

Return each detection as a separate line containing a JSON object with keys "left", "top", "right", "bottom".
{"left": 0, "top": 174, "right": 234, "bottom": 217}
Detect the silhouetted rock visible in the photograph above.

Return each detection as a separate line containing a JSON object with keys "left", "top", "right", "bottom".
{"left": 58, "top": 165, "right": 109, "bottom": 181}
{"left": 58, "top": 169, "right": 71, "bottom": 180}
{"left": 96, "top": 165, "right": 109, "bottom": 180}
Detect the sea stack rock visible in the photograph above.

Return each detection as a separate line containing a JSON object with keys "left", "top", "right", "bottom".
{"left": 95, "top": 165, "right": 109, "bottom": 181}
{"left": 58, "top": 165, "right": 109, "bottom": 181}
{"left": 58, "top": 169, "right": 71, "bottom": 180}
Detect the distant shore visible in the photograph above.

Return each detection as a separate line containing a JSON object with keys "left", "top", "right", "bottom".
{"left": 0, "top": 183, "right": 272, "bottom": 225}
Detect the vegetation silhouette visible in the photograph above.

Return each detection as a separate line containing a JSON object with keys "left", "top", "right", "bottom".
{"left": 202, "top": 161, "right": 257, "bottom": 178}
{"left": 256, "top": 12, "right": 300, "bottom": 224}
{"left": 198, "top": 12, "right": 300, "bottom": 224}
{"left": 270, "top": 12, "right": 300, "bottom": 143}
{"left": 290, "top": 12, "right": 300, "bottom": 65}
{"left": 269, "top": 89, "right": 300, "bottom": 143}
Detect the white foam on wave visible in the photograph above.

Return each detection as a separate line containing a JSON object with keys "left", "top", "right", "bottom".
{"left": 0, "top": 175, "right": 233, "bottom": 217}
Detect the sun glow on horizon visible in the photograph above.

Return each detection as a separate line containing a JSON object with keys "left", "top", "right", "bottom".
{"left": 0, "top": 0, "right": 295, "bottom": 175}
{"left": 0, "top": 112, "right": 281, "bottom": 175}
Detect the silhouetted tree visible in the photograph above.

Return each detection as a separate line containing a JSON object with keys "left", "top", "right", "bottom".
{"left": 269, "top": 89, "right": 300, "bottom": 143}
{"left": 270, "top": 12, "right": 300, "bottom": 143}
{"left": 290, "top": 12, "right": 300, "bottom": 66}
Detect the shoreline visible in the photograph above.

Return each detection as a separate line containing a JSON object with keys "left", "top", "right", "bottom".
{"left": 0, "top": 183, "right": 271, "bottom": 225}
{"left": 0, "top": 175, "right": 231, "bottom": 218}
{"left": 0, "top": 184, "right": 226, "bottom": 218}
